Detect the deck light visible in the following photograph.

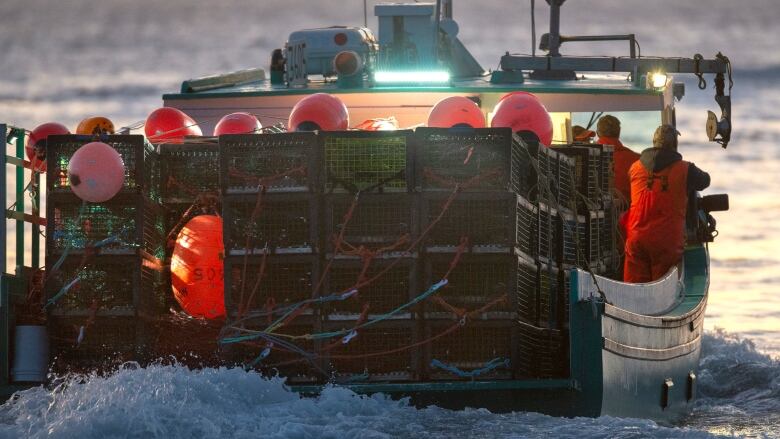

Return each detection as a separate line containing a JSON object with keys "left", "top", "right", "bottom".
{"left": 373, "top": 70, "right": 450, "bottom": 84}
{"left": 649, "top": 71, "right": 668, "bottom": 89}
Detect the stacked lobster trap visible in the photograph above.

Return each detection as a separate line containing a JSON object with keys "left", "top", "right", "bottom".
{"left": 45, "top": 134, "right": 165, "bottom": 370}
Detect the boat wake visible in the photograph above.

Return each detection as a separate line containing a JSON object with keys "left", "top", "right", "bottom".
{"left": 1, "top": 330, "right": 775, "bottom": 439}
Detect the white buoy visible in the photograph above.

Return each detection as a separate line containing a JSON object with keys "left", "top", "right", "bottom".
{"left": 12, "top": 325, "right": 49, "bottom": 383}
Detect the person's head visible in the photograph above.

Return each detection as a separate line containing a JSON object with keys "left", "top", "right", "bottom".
{"left": 596, "top": 115, "right": 621, "bottom": 138}
{"left": 652, "top": 124, "right": 680, "bottom": 151}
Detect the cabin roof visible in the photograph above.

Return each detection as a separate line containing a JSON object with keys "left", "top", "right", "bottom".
{"left": 163, "top": 73, "right": 662, "bottom": 101}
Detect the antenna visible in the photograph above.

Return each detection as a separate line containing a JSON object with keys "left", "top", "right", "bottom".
{"left": 363, "top": 0, "right": 368, "bottom": 27}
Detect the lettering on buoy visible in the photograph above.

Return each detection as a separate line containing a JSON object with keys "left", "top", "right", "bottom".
{"left": 27, "top": 122, "right": 70, "bottom": 172}
{"left": 171, "top": 215, "right": 225, "bottom": 319}
{"left": 491, "top": 92, "right": 554, "bottom": 145}
{"left": 67, "top": 142, "right": 125, "bottom": 202}
{"left": 288, "top": 93, "right": 349, "bottom": 131}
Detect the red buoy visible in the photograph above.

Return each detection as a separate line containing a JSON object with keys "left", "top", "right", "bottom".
{"left": 427, "top": 96, "right": 485, "bottom": 128}
{"left": 491, "top": 92, "right": 554, "bottom": 145}
{"left": 288, "top": 93, "right": 349, "bottom": 131}
{"left": 213, "top": 112, "right": 262, "bottom": 136}
{"left": 145, "top": 107, "right": 202, "bottom": 143}
{"left": 171, "top": 215, "right": 225, "bottom": 319}
{"left": 67, "top": 142, "right": 125, "bottom": 202}
{"left": 27, "top": 122, "right": 70, "bottom": 172}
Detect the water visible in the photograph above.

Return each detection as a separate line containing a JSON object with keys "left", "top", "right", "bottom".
{"left": 1, "top": 0, "right": 779, "bottom": 436}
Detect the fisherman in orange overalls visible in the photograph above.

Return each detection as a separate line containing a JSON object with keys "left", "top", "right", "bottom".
{"left": 596, "top": 115, "right": 640, "bottom": 204}
{"left": 623, "top": 125, "right": 711, "bottom": 283}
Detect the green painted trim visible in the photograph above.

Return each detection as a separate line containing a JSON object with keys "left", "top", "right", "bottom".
{"left": 289, "top": 379, "right": 574, "bottom": 395}
{"left": 1, "top": 275, "right": 9, "bottom": 386}
{"left": 163, "top": 81, "right": 662, "bottom": 101}
{"left": 568, "top": 270, "right": 605, "bottom": 416}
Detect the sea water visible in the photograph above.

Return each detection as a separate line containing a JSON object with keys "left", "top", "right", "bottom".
{"left": 1, "top": 0, "right": 779, "bottom": 437}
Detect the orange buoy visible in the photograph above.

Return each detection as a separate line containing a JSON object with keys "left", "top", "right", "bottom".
{"left": 67, "top": 142, "right": 125, "bottom": 202}
{"left": 491, "top": 92, "right": 554, "bottom": 145}
{"left": 27, "top": 122, "right": 70, "bottom": 172}
{"left": 427, "top": 96, "right": 486, "bottom": 128}
{"left": 213, "top": 112, "right": 262, "bottom": 136}
{"left": 76, "top": 116, "right": 116, "bottom": 135}
{"left": 144, "top": 107, "right": 202, "bottom": 143}
{"left": 171, "top": 215, "right": 225, "bottom": 319}
{"left": 288, "top": 93, "right": 349, "bottom": 131}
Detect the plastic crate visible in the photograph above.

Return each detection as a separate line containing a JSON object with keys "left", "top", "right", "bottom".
{"left": 538, "top": 262, "right": 559, "bottom": 328}
{"left": 560, "top": 208, "right": 581, "bottom": 266}
{"left": 45, "top": 253, "right": 165, "bottom": 317}
{"left": 220, "top": 132, "right": 320, "bottom": 194}
{"left": 517, "top": 195, "right": 538, "bottom": 257}
{"left": 531, "top": 143, "right": 559, "bottom": 204}
{"left": 423, "top": 192, "right": 524, "bottom": 253}
{"left": 324, "top": 256, "right": 417, "bottom": 318}
{"left": 324, "top": 321, "right": 417, "bottom": 381}
{"left": 537, "top": 202, "right": 559, "bottom": 264}
{"left": 557, "top": 153, "right": 577, "bottom": 212}
{"left": 425, "top": 321, "right": 517, "bottom": 380}
{"left": 579, "top": 211, "right": 601, "bottom": 269}
{"left": 225, "top": 255, "right": 319, "bottom": 317}
{"left": 159, "top": 143, "right": 220, "bottom": 202}
{"left": 48, "top": 316, "right": 156, "bottom": 372}
{"left": 47, "top": 134, "right": 159, "bottom": 201}
{"left": 516, "top": 320, "right": 568, "bottom": 378}
{"left": 47, "top": 196, "right": 166, "bottom": 259}
{"left": 414, "top": 127, "right": 525, "bottom": 193}
{"left": 516, "top": 253, "right": 539, "bottom": 325}
{"left": 325, "top": 193, "right": 417, "bottom": 254}
{"left": 323, "top": 130, "right": 413, "bottom": 193}
{"left": 424, "top": 253, "right": 523, "bottom": 319}
{"left": 223, "top": 193, "right": 319, "bottom": 255}
{"left": 598, "top": 144, "right": 615, "bottom": 196}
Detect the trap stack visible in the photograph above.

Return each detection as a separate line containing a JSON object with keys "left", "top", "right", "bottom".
{"left": 44, "top": 135, "right": 164, "bottom": 370}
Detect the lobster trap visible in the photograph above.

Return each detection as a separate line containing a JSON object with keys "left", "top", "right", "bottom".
{"left": 516, "top": 320, "right": 568, "bottom": 379}
{"left": 423, "top": 253, "right": 524, "bottom": 320}
{"left": 323, "top": 256, "right": 418, "bottom": 319}
{"left": 325, "top": 193, "right": 418, "bottom": 254}
{"left": 220, "top": 132, "right": 320, "bottom": 194}
{"left": 223, "top": 193, "right": 319, "bottom": 255}
{"left": 537, "top": 202, "right": 559, "bottom": 264}
{"left": 424, "top": 321, "right": 518, "bottom": 381}
{"left": 224, "top": 255, "right": 320, "bottom": 318}
{"left": 556, "top": 153, "right": 577, "bottom": 213}
{"left": 323, "top": 320, "right": 418, "bottom": 381}
{"left": 515, "top": 252, "right": 540, "bottom": 325}
{"left": 322, "top": 130, "right": 414, "bottom": 193}
{"left": 414, "top": 127, "right": 525, "bottom": 193}
{"left": 44, "top": 253, "right": 165, "bottom": 318}
{"left": 159, "top": 142, "right": 220, "bottom": 203}
{"left": 46, "top": 134, "right": 159, "bottom": 201}
{"left": 48, "top": 316, "right": 157, "bottom": 373}
{"left": 47, "top": 195, "right": 166, "bottom": 259}
{"left": 554, "top": 144, "right": 602, "bottom": 212}
{"left": 560, "top": 208, "right": 582, "bottom": 267}
{"left": 423, "top": 192, "right": 530, "bottom": 253}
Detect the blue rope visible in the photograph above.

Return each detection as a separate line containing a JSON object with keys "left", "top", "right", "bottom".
{"left": 430, "top": 357, "right": 510, "bottom": 378}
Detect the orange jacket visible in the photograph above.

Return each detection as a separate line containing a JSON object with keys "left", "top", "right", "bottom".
{"left": 597, "top": 137, "right": 639, "bottom": 204}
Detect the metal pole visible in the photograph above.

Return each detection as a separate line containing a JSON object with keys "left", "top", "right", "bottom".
{"left": 31, "top": 171, "right": 39, "bottom": 269}
{"left": 0, "top": 124, "right": 6, "bottom": 275}
{"left": 549, "top": 0, "right": 563, "bottom": 57}
{"left": 15, "top": 130, "right": 23, "bottom": 274}
{"left": 363, "top": 0, "right": 368, "bottom": 28}
{"left": 433, "top": 0, "right": 442, "bottom": 66}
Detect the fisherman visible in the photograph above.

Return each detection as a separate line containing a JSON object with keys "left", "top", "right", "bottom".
{"left": 623, "top": 124, "right": 710, "bottom": 283}
{"left": 572, "top": 125, "right": 595, "bottom": 143}
{"left": 596, "top": 115, "right": 640, "bottom": 204}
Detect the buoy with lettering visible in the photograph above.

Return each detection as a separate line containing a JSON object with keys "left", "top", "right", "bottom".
{"left": 76, "top": 116, "right": 116, "bottom": 136}
{"left": 288, "top": 93, "right": 349, "bottom": 131}
{"left": 171, "top": 215, "right": 225, "bottom": 319}
{"left": 27, "top": 122, "right": 70, "bottom": 172}
{"left": 67, "top": 142, "right": 125, "bottom": 202}
{"left": 213, "top": 112, "right": 262, "bottom": 136}
{"left": 427, "top": 96, "right": 485, "bottom": 128}
{"left": 145, "top": 107, "right": 202, "bottom": 143}
{"left": 491, "top": 92, "right": 553, "bottom": 145}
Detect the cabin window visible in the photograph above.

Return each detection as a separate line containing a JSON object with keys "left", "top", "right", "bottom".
{"left": 571, "top": 111, "right": 661, "bottom": 149}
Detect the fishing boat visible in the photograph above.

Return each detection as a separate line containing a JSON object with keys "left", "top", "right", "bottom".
{"left": 1, "top": 0, "right": 732, "bottom": 423}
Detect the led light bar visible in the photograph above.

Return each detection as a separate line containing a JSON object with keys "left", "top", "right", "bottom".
{"left": 373, "top": 70, "right": 451, "bottom": 84}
